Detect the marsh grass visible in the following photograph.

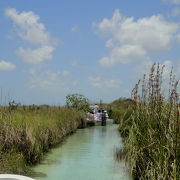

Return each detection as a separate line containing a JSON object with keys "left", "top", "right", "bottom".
{"left": 120, "top": 63, "right": 180, "bottom": 179}
{"left": 0, "top": 106, "right": 85, "bottom": 174}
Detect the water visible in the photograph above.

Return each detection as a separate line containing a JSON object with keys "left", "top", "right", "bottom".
{"left": 33, "top": 121, "right": 130, "bottom": 180}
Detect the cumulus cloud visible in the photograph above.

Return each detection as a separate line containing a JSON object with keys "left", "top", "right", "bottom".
{"left": 18, "top": 46, "right": 54, "bottom": 64}
{"left": 94, "top": 9, "right": 179, "bottom": 67}
{"left": 5, "top": 8, "right": 56, "bottom": 46}
{"left": 89, "top": 76, "right": 121, "bottom": 88}
{"left": 5, "top": 8, "right": 57, "bottom": 64}
{"left": 0, "top": 61, "right": 16, "bottom": 71}
{"left": 133, "top": 60, "right": 179, "bottom": 99}
{"left": 156, "top": 61, "right": 179, "bottom": 95}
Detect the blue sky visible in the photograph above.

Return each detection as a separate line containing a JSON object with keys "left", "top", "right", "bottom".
{"left": 0, "top": 0, "right": 180, "bottom": 105}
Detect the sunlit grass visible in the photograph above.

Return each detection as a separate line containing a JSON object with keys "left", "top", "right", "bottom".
{"left": 0, "top": 106, "right": 85, "bottom": 174}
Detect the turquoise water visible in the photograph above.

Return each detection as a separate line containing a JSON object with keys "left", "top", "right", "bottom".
{"left": 33, "top": 122, "right": 130, "bottom": 180}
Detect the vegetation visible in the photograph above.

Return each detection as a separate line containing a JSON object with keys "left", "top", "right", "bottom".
{"left": 0, "top": 105, "right": 85, "bottom": 175}
{"left": 116, "top": 63, "right": 179, "bottom": 179}
{"left": 66, "top": 93, "right": 90, "bottom": 112}
{"left": 109, "top": 98, "right": 135, "bottom": 127}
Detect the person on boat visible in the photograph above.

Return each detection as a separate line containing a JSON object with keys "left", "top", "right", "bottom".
{"left": 89, "top": 112, "right": 94, "bottom": 121}
{"left": 94, "top": 112, "right": 99, "bottom": 121}
{"left": 101, "top": 110, "right": 106, "bottom": 126}
{"left": 97, "top": 109, "right": 102, "bottom": 121}
{"left": 104, "top": 110, "right": 109, "bottom": 119}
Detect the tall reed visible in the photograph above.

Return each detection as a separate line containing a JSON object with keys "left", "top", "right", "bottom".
{"left": 121, "top": 63, "right": 179, "bottom": 179}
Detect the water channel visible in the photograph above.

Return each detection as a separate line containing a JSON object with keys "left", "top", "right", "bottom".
{"left": 33, "top": 121, "right": 130, "bottom": 180}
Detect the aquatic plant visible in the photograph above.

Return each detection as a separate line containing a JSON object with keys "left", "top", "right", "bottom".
{"left": 120, "top": 63, "right": 179, "bottom": 179}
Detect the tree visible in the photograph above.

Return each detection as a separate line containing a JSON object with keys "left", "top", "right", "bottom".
{"left": 66, "top": 93, "right": 90, "bottom": 111}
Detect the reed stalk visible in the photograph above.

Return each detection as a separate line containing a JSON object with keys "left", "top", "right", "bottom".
{"left": 119, "top": 63, "right": 179, "bottom": 179}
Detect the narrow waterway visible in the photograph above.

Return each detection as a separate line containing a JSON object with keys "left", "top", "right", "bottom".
{"left": 33, "top": 121, "right": 130, "bottom": 180}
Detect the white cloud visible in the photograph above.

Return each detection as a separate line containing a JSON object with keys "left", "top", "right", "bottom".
{"left": 155, "top": 61, "right": 178, "bottom": 81}
{"left": 89, "top": 76, "right": 121, "bottom": 88}
{"left": 136, "top": 60, "right": 179, "bottom": 92}
{"left": 136, "top": 60, "right": 175, "bottom": 79}
{"left": 158, "top": 61, "right": 180, "bottom": 95}
{"left": 27, "top": 69, "right": 71, "bottom": 90}
{"left": 133, "top": 60, "right": 180, "bottom": 99}
{"left": 18, "top": 46, "right": 54, "bottom": 64}
{"left": 5, "top": 8, "right": 57, "bottom": 64}
{"left": 0, "top": 61, "right": 16, "bottom": 71}
{"left": 5, "top": 8, "right": 56, "bottom": 46}
{"left": 94, "top": 9, "right": 179, "bottom": 67}
{"left": 162, "top": 60, "right": 173, "bottom": 78}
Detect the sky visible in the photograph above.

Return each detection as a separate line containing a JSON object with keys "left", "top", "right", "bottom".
{"left": 0, "top": 0, "right": 180, "bottom": 105}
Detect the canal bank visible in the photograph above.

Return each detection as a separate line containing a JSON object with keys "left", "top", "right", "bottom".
{"left": 33, "top": 121, "right": 130, "bottom": 180}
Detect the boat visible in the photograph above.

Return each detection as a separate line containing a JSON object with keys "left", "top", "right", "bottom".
{"left": 0, "top": 174, "right": 35, "bottom": 180}
{"left": 87, "top": 105, "right": 109, "bottom": 126}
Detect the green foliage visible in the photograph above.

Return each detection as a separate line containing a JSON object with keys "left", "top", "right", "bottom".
{"left": 109, "top": 98, "right": 135, "bottom": 124}
{"left": 121, "top": 63, "right": 180, "bottom": 179}
{"left": 0, "top": 151, "right": 30, "bottom": 175}
{"left": 66, "top": 93, "right": 90, "bottom": 111}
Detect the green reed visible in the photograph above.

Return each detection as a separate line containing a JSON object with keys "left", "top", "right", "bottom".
{"left": 120, "top": 63, "right": 180, "bottom": 179}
